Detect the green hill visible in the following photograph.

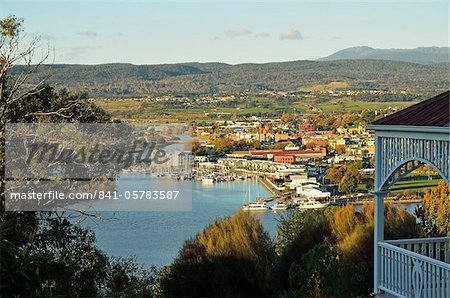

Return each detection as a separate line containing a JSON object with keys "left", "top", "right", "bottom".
{"left": 11, "top": 59, "right": 449, "bottom": 97}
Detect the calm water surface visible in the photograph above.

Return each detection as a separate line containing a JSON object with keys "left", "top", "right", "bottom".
{"left": 84, "top": 175, "right": 284, "bottom": 268}
{"left": 84, "top": 174, "right": 421, "bottom": 268}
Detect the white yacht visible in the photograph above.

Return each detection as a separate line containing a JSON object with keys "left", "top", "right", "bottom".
{"left": 297, "top": 199, "right": 329, "bottom": 210}
{"left": 242, "top": 201, "right": 270, "bottom": 212}
{"left": 272, "top": 203, "right": 289, "bottom": 211}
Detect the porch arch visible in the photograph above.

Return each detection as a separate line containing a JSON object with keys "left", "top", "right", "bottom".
{"left": 374, "top": 134, "right": 449, "bottom": 192}
{"left": 380, "top": 157, "right": 449, "bottom": 191}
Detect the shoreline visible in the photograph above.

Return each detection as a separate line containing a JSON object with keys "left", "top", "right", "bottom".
{"left": 257, "top": 176, "right": 282, "bottom": 197}
{"left": 350, "top": 199, "right": 421, "bottom": 205}
{"left": 120, "top": 172, "right": 423, "bottom": 206}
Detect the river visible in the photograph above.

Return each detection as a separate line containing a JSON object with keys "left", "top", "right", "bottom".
{"left": 84, "top": 175, "right": 283, "bottom": 268}
{"left": 83, "top": 174, "right": 421, "bottom": 268}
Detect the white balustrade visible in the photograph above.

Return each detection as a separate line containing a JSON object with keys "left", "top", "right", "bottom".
{"left": 379, "top": 238, "right": 450, "bottom": 298}
{"left": 386, "top": 238, "right": 450, "bottom": 264}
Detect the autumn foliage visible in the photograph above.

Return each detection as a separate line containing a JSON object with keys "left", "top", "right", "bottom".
{"left": 161, "top": 210, "right": 274, "bottom": 296}
{"left": 275, "top": 203, "right": 418, "bottom": 297}
{"left": 415, "top": 181, "right": 450, "bottom": 236}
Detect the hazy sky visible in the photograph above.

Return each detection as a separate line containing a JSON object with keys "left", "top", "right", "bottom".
{"left": 1, "top": 0, "right": 448, "bottom": 64}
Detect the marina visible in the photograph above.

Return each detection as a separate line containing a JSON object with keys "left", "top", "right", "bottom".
{"left": 123, "top": 167, "right": 421, "bottom": 212}
{"left": 84, "top": 175, "right": 280, "bottom": 267}
{"left": 84, "top": 173, "right": 422, "bottom": 268}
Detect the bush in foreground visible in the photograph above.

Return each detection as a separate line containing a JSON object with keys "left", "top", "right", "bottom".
{"left": 276, "top": 203, "right": 419, "bottom": 297}
{"left": 161, "top": 210, "right": 274, "bottom": 297}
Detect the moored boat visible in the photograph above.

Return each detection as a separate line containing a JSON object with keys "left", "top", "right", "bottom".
{"left": 272, "top": 203, "right": 289, "bottom": 211}
{"left": 242, "top": 201, "right": 270, "bottom": 212}
{"left": 297, "top": 199, "right": 329, "bottom": 210}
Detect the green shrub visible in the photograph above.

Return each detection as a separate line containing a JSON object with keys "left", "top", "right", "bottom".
{"left": 162, "top": 210, "right": 274, "bottom": 297}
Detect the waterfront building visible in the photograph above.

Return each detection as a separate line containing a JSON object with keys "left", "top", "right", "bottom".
{"left": 249, "top": 148, "right": 326, "bottom": 164}
{"left": 288, "top": 174, "right": 317, "bottom": 189}
{"left": 295, "top": 183, "right": 331, "bottom": 200}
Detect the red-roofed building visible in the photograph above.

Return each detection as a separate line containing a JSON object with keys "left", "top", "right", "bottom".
{"left": 249, "top": 148, "right": 327, "bottom": 163}
{"left": 298, "top": 116, "right": 315, "bottom": 135}
{"left": 274, "top": 155, "right": 295, "bottom": 163}
{"left": 248, "top": 149, "right": 283, "bottom": 156}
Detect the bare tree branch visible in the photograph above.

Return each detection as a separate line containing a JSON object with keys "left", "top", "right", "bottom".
{"left": 25, "top": 101, "right": 82, "bottom": 119}
{"left": 1, "top": 18, "right": 52, "bottom": 130}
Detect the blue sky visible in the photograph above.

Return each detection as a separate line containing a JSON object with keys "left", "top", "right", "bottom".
{"left": 1, "top": 0, "right": 448, "bottom": 64}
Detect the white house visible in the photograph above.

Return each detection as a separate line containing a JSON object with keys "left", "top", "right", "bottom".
{"left": 295, "top": 183, "right": 331, "bottom": 199}
{"left": 289, "top": 174, "right": 317, "bottom": 189}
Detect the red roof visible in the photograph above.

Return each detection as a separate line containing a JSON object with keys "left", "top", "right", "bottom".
{"left": 372, "top": 91, "right": 449, "bottom": 127}
{"left": 249, "top": 149, "right": 325, "bottom": 156}
{"left": 273, "top": 150, "right": 324, "bottom": 156}
{"left": 248, "top": 149, "right": 283, "bottom": 155}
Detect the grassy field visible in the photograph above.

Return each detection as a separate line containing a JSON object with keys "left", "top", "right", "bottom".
{"left": 94, "top": 99, "right": 297, "bottom": 122}
{"left": 298, "top": 81, "right": 350, "bottom": 92}
{"left": 388, "top": 179, "right": 442, "bottom": 192}
{"left": 94, "top": 97, "right": 418, "bottom": 122}
{"left": 95, "top": 100, "right": 142, "bottom": 112}
{"left": 357, "top": 176, "right": 441, "bottom": 193}
{"left": 295, "top": 98, "right": 418, "bottom": 113}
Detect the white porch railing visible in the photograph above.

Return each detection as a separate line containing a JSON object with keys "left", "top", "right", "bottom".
{"left": 378, "top": 237, "right": 450, "bottom": 298}
{"left": 386, "top": 238, "right": 450, "bottom": 264}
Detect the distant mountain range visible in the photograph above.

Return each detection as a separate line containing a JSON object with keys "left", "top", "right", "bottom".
{"left": 319, "top": 46, "right": 449, "bottom": 65}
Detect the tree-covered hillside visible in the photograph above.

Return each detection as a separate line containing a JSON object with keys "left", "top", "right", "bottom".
{"left": 12, "top": 60, "right": 449, "bottom": 97}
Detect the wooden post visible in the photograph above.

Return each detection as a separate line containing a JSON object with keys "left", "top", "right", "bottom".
{"left": 372, "top": 133, "right": 386, "bottom": 295}
{"left": 372, "top": 190, "right": 386, "bottom": 294}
